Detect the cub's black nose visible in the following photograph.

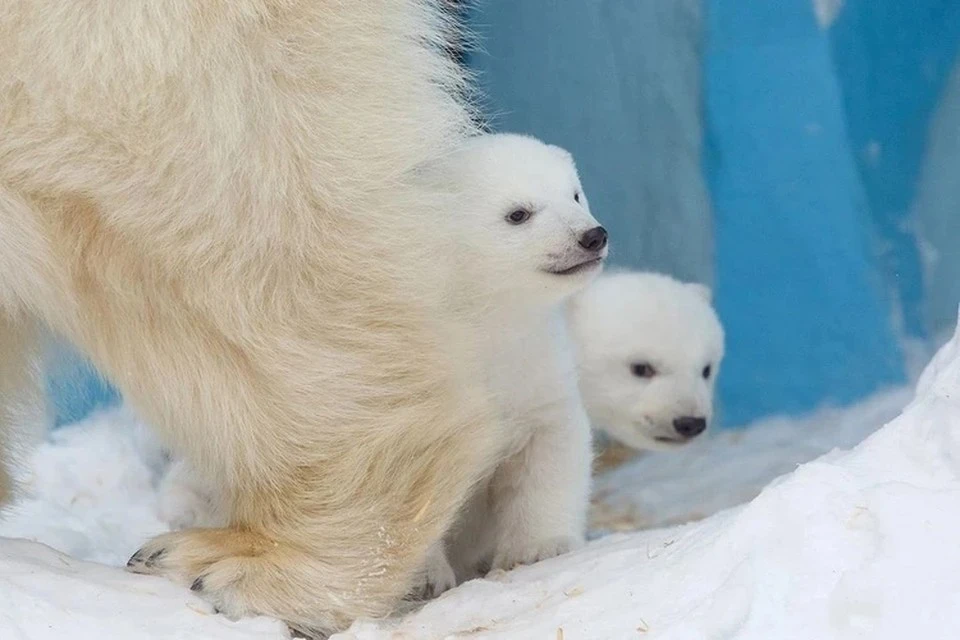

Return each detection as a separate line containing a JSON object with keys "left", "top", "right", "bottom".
{"left": 673, "top": 416, "right": 707, "bottom": 438}
{"left": 579, "top": 226, "right": 608, "bottom": 252}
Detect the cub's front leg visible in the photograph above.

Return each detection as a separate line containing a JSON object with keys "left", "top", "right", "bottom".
{"left": 488, "top": 397, "right": 593, "bottom": 572}
{"left": 412, "top": 541, "right": 458, "bottom": 599}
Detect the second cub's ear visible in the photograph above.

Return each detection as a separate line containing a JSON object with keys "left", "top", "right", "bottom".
{"left": 687, "top": 282, "right": 712, "bottom": 304}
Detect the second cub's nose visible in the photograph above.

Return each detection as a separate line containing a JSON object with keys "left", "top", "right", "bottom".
{"left": 673, "top": 416, "right": 707, "bottom": 438}
{"left": 579, "top": 226, "right": 608, "bottom": 252}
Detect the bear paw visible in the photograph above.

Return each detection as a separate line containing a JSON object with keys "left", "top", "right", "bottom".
{"left": 490, "top": 534, "right": 584, "bottom": 573}
{"left": 410, "top": 544, "right": 458, "bottom": 600}
{"left": 126, "top": 528, "right": 342, "bottom": 637}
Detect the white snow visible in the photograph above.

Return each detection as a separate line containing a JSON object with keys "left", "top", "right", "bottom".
{"left": 1, "top": 539, "right": 286, "bottom": 639}
{"left": 4, "top": 318, "right": 960, "bottom": 639}
{"left": 590, "top": 387, "right": 912, "bottom": 532}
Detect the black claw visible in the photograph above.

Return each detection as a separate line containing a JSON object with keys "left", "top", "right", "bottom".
{"left": 146, "top": 549, "right": 165, "bottom": 567}
{"left": 126, "top": 549, "right": 146, "bottom": 567}
{"left": 190, "top": 576, "right": 205, "bottom": 592}
{"left": 286, "top": 625, "right": 313, "bottom": 639}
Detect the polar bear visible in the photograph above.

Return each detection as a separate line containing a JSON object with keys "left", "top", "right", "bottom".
{"left": 567, "top": 271, "right": 725, "bottom": 452}
{"left": 412, "top": 133, "right": 606, "bottom": 594}
{"left": 0, "top": 2, "right": 502, "bottom": 636}
{"left": 158, "top": 133, "right": 608, "bottom": 598}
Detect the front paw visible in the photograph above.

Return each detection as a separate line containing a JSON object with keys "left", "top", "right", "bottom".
{"left": 491, "top": 534, "right": 584, "bottom": 572}
{"left": 411, "top": 544, "right": 457, "bottom": 600}
{"left": 126, "top": 528, "right": 339, "bottom": 637}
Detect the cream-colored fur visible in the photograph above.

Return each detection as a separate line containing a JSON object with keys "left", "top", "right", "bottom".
{"left": 0, "top": 315, "right": 46, "bottom": 507}
{"left": 416, "top": 134, "right": 604, "bottom": 592}
{"left": 0, "top": 1, "right": 504, "bottom": 636}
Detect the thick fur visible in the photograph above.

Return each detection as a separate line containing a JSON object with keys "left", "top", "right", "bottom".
{"left": 0, "top": 2, "right": 505, "bottom": 635}
{"left": 0, "top": 314, "right": 46, "bottom": 507}
{"left": 159, "top": 133, "right": 605, "bottom": 598}
{"left": 418, "top": 134, "right": 604, "bottom": 590}
{"left": 567, "top": 271, "right": 725, "bottom": 451}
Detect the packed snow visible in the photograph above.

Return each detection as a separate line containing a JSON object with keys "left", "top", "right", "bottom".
{"left": 4, "top": 318, "right": 960, "bottom": 638}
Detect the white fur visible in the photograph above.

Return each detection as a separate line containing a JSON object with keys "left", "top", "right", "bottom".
{"left": 0, "top": 2, "right": 507, "bottom": 636}
{"left": 157, "top": 458, "right": 223, "bottom": 532}
{"left": 418, "top": 133, "right": 605, "bottom": 589}
{"left": 567, "top": 271, "right": 725, "bottom": 451}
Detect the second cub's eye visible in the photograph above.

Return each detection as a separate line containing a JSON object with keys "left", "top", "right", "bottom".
{"left": 574, "top": 191, "right": 581, "bottom": 203}
{"left": 506, "top": 209, "right": 532, "bottom": 225}
{"left": 631, "top": 363, "right": 656, "bottom": 378}
{"left": 702, "top": 365, "right": 712, "bottom": 379}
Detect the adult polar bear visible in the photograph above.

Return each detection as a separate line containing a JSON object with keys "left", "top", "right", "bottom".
{"left": 0, "top": 1, "right": 504, "bottom": 636}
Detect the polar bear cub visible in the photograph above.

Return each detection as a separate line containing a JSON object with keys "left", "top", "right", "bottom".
{"left": 567, "top": 271, "right": 725, "bottom": 451}
{"left": 415, "top": 133, "right": 607, "bottom": 593}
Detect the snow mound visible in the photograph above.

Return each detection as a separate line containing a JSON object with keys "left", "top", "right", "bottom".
{"left": 0, "top": 406, "right": 170, "bottom": 565}
{"left": 590, "top": 387, "right": 911, "bottom": 532}
{"left": 1, "top": 538, "right": 287, "bottom": 639}
{"left": 3, "top": 319, "right": 960, "bottom": 639}
{"left": 340, "top": 319, "right": 960, "bottom": 639}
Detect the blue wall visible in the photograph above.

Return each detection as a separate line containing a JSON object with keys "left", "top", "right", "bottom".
{"left": 45, "top": 342, "right": 119, "bottom": 428}
{"left": 465, "top": 0, "right": 958, "bottom": 425}
{"left": 829, "top": 0, "right": 960, "bottom": 339}
{"left": 915, "top": 64, "right": 960, "bottom": 342}
{"left": 705, "top": 0, "right": 909, "bottom": 424}
{"left": 707, "top": 0, "right": 960, "bottom": 422}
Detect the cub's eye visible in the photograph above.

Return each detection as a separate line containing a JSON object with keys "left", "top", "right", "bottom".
{"left": 702, "top": 365, "right": 712, "bottom": 379}
{"left": 506, "top": 209, "right": 532, "bottom": 225}
{"left": 574, "top": 191, "right": 581, "bottom": 203}
{"left": 631, "top": 363, "right": 656, "bottom": 378}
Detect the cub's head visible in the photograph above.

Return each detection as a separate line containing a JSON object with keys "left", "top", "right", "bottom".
{"left": 567, "top": 271, "right": 725, "bottom": 451}
{"left": 428, "top": 133, "right": 607, "bottom": 307}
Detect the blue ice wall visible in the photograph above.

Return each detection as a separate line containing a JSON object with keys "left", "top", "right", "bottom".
{"left": 467, "top": 0, "right": 956, "bottom": 426}
{"left": 706, "top": 0, "right": 907, "bottom": 424}
{"left": 914, "top": 62, "right": 960, "bottom": 343}
{"left": 828, "top": 0, "right": 960, "bottom": 339}
{"left": 702, "top": 0, "right": 960, "bottom": 422}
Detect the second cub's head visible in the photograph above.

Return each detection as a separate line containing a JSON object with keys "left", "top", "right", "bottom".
{"left": 568, "top": 271, "right": 726, "bottom": 451}
{"left": 430, "top": 133, "right": 608, "bottom": 307}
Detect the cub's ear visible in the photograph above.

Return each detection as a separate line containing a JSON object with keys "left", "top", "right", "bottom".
{"left": 687, "top": 282, "right": 712, "bottom": 304}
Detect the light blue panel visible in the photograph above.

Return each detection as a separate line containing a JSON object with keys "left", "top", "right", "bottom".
{"left": 705, "top": 0, "right": 906, "bottom": 425}
{"left": 914, "top": 62, "right": 960, "bottom": 342}
{"left": 829, "top": 0, "right": 960, "bottom": 338}
{"left": 45, "top": 342, "right": 120, "bottom": 428}
{"left": 466, "top": 0, "right": 713, "bottom": 284}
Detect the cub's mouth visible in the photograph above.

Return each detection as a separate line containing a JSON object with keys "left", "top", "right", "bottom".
{"left": 543, "top": 256, "right": 604, "bottom": 276}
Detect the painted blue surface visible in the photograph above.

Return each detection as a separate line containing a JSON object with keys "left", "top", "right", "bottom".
{"left": 914, "top": 64, "right": 960, "bottom": 341}
{"left": 829, "top": 0, "right": 960, "bottom": 338}
{"left": 46, "top": 344, "right": 119, "bottom": 428}
{"left": 705, "top": 0, "right": 906, "bottom": 425}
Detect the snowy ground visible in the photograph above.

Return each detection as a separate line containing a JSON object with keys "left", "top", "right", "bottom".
{"left": 4, "top": 323, "right": 960, "bottom": 638}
